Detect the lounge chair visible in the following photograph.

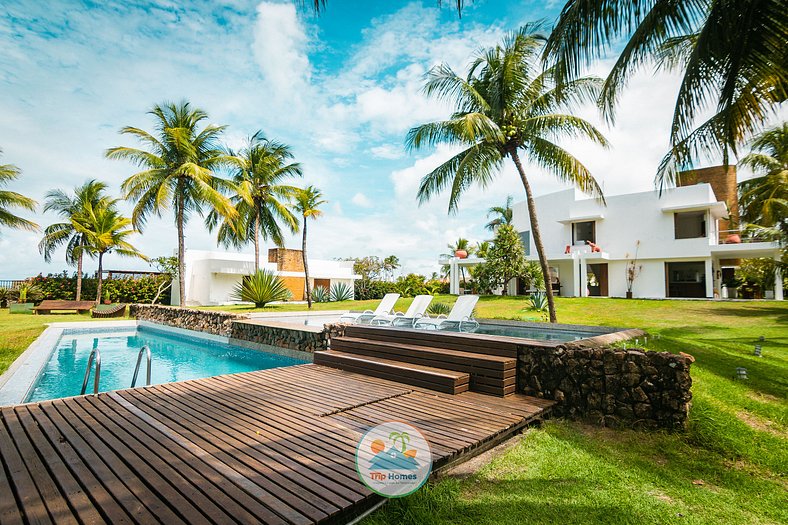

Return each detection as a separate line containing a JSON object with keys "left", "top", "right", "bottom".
{"left": 91, "top": 303, "right": 127, "bottom": 318}
{"left": 413, "top": 295, "right": 479, "bottom": 332}
{"left": 338, "top": 293, "right": 400, "bottom": 324}
{"left": 370, "top": 295, "right": 433, "bottom": 328}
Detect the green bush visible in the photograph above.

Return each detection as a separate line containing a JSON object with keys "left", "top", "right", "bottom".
{"left": 232, "top": 270, "right": 292, "bottom": 307}
{"left": 312, "top": 285, "right": 330, "bottom": 303}
{"left": 354, "top": 279, "right": 398, "bottom": 300}
{"left": 27, "top": 272, "right": 171, "bottom": 304}
{"left": 330, "top": 282, "right": 354, "bottom": 301}
{"left": 427, "top": 302, "right": 452, "bottom": 316}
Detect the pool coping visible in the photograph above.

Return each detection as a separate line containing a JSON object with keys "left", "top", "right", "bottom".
{"left": 0, "top": 320, "right": 313, "bottom": 406}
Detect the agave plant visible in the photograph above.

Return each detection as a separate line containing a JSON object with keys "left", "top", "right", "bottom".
{"left": 312, "top": 285, "right": 330, "bottom": 303}
{"left": 0, "top": 287, "right": 8, "bottom": 308}
{"left": 427, "top": 302, "right": 452, "bottom": 316}
{"left": 330, "top": 282, "right": 354, "bottom": 302}
{"left": 529, "top": 291, "right": 548, "bottom": 312}
{"left": 232, "top": 269, "right": 292, "bottom": 308}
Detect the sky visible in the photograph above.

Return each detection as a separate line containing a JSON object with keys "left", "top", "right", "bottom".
{"left": 0, "top": 0, "right": 769, "bottom": 279}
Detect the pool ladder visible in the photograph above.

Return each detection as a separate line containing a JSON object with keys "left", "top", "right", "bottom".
{"left": 80, "top": 345, "right": 152, "bottom": 395}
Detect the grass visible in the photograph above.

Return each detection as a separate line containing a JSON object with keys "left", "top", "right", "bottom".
{"left": 1, "top": 298, "right": 786, "bottom": 523}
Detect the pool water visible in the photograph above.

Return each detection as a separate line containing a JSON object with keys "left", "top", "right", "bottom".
{"left": 469, "top": 324, "right": 599, "bottom": 342}
{"left": 26, "top": 326, "right": 305, "bottom": 403}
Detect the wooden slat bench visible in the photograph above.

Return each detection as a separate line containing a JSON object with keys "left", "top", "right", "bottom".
{"left": 33, "top": 300, "right": 96, "bottom": 315}
{"left": 91, "top": 303, "right": 127, "bottom": 318}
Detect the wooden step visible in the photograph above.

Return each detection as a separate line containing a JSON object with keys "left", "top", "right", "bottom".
{"left": 331, "top": 336, "right": 516, "bottom": 397}
{"left": 314, "top": 350, "right": 470, "bottom": 395}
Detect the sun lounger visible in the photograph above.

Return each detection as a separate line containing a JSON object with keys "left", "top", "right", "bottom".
{"left": 339, "top": 293, "right": 400, "bottom": 324}
{"left": 91, "top": 303, "right": 127, "bottom": 318}
{"left": 370, "top": 295, "right": 433, "bottom": 327}
{"left": 414, "top": 295, "right": 479, "bottom": 331}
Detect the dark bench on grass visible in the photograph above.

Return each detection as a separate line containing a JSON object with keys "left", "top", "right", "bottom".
{"left": 34, "top": 300, "right": 96, "bottom": 315}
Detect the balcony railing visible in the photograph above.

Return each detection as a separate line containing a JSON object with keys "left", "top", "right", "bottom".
{"left": 718, "top": 229, "right": 777, "bottom": 244}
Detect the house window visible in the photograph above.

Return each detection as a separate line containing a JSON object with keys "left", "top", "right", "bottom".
{"left": 572, "top": 221, "right": 595, "bottom": 245}
{"left": 519, "top": 231, "right": 531, "bottom": 256}
{"left": 674, "top": 212, "right": 706, "bottom": 239}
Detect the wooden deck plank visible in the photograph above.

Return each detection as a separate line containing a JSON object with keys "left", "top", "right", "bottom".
{"left": 0, "top": 420, "right": 25, "bottom": 525}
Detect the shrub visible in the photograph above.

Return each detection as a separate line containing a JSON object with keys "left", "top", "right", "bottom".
{"left": 529, "top": 291, "right": 548, "bottom": 312}
{"left": 354, "top": 279, "right": 398, "bottom": 300}
{"left": 232, "top": 270, "right": 292, "bottom": 307}
{"left": 312, "top": 285, "right": 330, "bottom": 303}
{"left": 0, "top": 287, "right": 9, "bottom": 308}
{"left": 330, "top": 282, "right": 354, "bottom": 301}
{"left": 427, "top": 302, "right": 452, "bottom": 316}
{"left": 26, "top": 272, "right": 171, "bottom": 304}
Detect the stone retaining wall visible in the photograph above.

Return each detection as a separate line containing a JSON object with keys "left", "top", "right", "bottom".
{"left": 231, "top": 322, "right": 329, "bottom": 353}
{"left": 129, "top": 304, "right": 248, "bottom": 337}
{"left": 518, "top": 343, "right": 693, "bottom": 430}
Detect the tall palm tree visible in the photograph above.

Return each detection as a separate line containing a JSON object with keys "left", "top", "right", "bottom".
{"left": 72, "top": 199, "right": 146, "bottom": 304}
{"left": 739, "top": 123, "right": 788, "bottom": 229}
{"left": 0, "top": 150, "right": 38, "bottom": 232}
{"left": 207, "top": 132, "right": 302, "bottom": 269}
{"left": 444, "top": 238, "right": 475, "bottom": 289}
{"left": 38, "top": 180, "right": 111, "bottom": 301}
{"left": 545, "top": 0, "right": 788, "bottom": 189}
{"left": 485, "top": 195, "right": 514, "bottom": 231}
{"left": 409, "top": 26, "right": 609, "bottom": 322}
{"left": 106, "top": 101, "right": 236, "bottom": 305}
{"left": 292, "top": 186, "right": 325, "bottom": 309}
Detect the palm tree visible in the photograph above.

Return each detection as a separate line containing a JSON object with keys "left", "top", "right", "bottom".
{"left": 545, "top": 0, "right": 788, "bottom": 189}
{"left": 389, "top": 431, "right": 411, "bottom": 453}
{"left": 106, "top": 101, "right": 236, "bottom": 305}
{"left": 0, "top": 150, "right": 37, "bottom": 232}
{"left": 444, "top": 238, "right": 475, "bottom": 290}
{"left": 38, "top": 180, "right": 111, "bottom": 301}
{"left": 292, "top": 186, "right": 325, "bottom": 309}
{"left": 207, "top": 132, "right": 302, "bottom": 269}
{"left": 409, "top": 26, "right": 609, "bottom": 322}
{"left": 72, "top": 199, "right": 146, "bottom": 304}
{"left": 485, "top": 195, "right": 514, "bottom": 231}
{"left": 739, "top": 123, "right": 788, "bottom": 229}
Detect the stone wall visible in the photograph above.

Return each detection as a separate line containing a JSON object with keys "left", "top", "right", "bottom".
{"left": 231, "top": 321, "right": 328, "bottom": 353}
{"left": 518, "top": 343, "right": 693, "bottom": 430}
{"left": 129, "top": 305, "right": 248, "bottom": 337}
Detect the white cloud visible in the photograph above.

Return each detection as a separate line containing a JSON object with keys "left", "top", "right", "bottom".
{"left": 351, "top": 192, "right": 373, "bottom": 208}
{"left": 369, "top": 144, "right": 404, "bottom": 159}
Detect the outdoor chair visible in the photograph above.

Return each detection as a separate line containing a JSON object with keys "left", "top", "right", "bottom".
{"left": 338, "top": 293, "right": 400, "bottom": 324}
{"left": 414, "top": 294, "right": 479, "bottom": 332}
{"left": 369, "top": 295, "right": 433, "bottom": 328}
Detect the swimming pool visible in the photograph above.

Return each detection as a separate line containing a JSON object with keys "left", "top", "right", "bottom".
{"left": 25, "top": 324, "right": 306, "bottom": 403}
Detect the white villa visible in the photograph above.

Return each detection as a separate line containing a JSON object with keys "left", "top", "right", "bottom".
{"left": 171, "top": 248, "right": 360, "bottom": 306}
{"left": 446, "top": 166, "right": 783, "bottom": 300}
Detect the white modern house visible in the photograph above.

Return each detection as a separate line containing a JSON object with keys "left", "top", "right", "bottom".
{"left": 171, "top": 248, "right": 360, "bottom": 306}
{"left": 445, "top": 166, "right": 783, "bottom": 300}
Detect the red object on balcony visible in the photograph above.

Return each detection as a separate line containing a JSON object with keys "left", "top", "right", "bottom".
{"left": 726, "top": 234, "right": 741, "bottom": 244}
{"left": 455, "top": 249, "right": 468, "bottom": 259}
{"left": 565, "top": 245, "right": 571, "bottom": 254}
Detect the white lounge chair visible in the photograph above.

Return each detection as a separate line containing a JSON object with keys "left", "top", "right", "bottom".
{"left": 338, "top": 293, "right": 400, "bottom": 324}
{"left": 414, "top": 295, "right": 479, "bottom": 332}
{"left": 370, "top": 295, "right": 434, "bottom": 328}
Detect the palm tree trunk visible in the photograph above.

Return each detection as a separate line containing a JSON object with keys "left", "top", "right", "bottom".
{"left": 254, "top": 210, "right": 260, "bottom": 270}
{"left": 95, "top": 252, "right": 104, "bottom": 305}
{"left": 176, "top": 193, "right": 186, "bottom": 307}
{"left": 75, "top": 252, "right": 83, "bottom": 301}
{"left": 509, "top": 148, "right": 557, "bottom": 323}
{"left": 302, "top": 217, "right": 312, "bottom": 308}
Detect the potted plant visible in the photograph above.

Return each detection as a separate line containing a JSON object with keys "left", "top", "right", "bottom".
{"left": 624, "top": 241, "right": 642, "bottom": 299}
{"left": 10, "top": 283, "right": 39, "bottom": 314}
{"left": 455, "top": 249, "right": 468, "bottom": 259}
{"left": 723, "top": 277, "right": 740, "bottom": 299}
{"left": 102, "top": 289, "right": 112, "bottom": 305}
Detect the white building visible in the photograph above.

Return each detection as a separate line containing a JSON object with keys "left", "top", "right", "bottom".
{"left": 447, "top": 167, "right": 783, "bottom": 300}
{"left": 172, "top": 248, "right": 360, "bottom": 306}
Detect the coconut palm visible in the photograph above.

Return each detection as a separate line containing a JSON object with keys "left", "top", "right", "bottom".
{"left": 38, "top": 180, "right": 112, "bottom": 301}
{"left": 739, "top": 123, "right": 788, "bottom": 229}
{"left": 409, "top": 26, "right": 609, "bottom": 322}
{"left": 389, "top": 431, "right": 411, "bottom": 453}
{"left": 72, "top": 199, "right": 146, "bottom": 304}
{"left": 443, "top": 238, "right": 475, "bottom": 289}
{"left": 545, "top": 0, "right": 788, "bottom": 189}
{"left": 485, "top": 195, "right": 514, "bottom": 231}
{"left": 0, "top": 150, "right": 37, "bottom": 232}
{"left": 207, "top": 132, "right": 302, "bottom": 269}
{"left": 106, "top": 100, "right": 236, "bottom": 305}
{"left": 292, "top": 186, "right": 326, "bottom": 309}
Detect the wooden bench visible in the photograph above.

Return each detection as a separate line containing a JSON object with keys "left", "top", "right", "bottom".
{"left": 91, "top": 303, "right": 127, "bottom": 318}
{"left": 34, "top": 300, "right": 96, "bottom": 315}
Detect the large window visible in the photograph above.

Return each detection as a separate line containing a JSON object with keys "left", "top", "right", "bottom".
{"left": 519, "top": 231, "right": 531, "bottom": 255}
{"left": 674, "top": 212, "right": 706, "bottom": 239}
{"left": 572, "top": 221, "right": 595, "bottom": 245}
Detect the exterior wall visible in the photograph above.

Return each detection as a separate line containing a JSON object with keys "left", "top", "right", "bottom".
{"left": 268, "top": 248, "right": 305, "bottom": 272}
{"left": 131, "top": 304, "right": 247, "bottom": 337}
{"left": 281, "top": 276, "right": 306, "bottom": 301}
{"left": 679, "top": 165, "right": 739, "bottom": 230}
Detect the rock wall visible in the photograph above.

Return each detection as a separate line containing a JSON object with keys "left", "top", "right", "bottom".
{"left": 231, "top": 322, "right": 329, "bottom": 353}
{"left": 129, "top": 305, "right": 248, "bottom": 337}
{"left": 518, "top": 344, "right": 693, "bottom": 430}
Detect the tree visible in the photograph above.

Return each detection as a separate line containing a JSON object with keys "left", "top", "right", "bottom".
{"left": 72, "top": 199, "right": 146, "bottom": 304}
{"left": 208, "top": 131, "right": 302, "bottom": 269}
{"left": 545, "top": 0, "right": 788, "bottom": 189}
{"left": 409, "top": 26, "right": 608, "bottom": 322}
{"left": 38, "top": 180, "right": 111, "bottom": 301}
{"left": 149, "top": 256, "right": 179, "bottom": 305}
{"left": 106, "top": 100, "right": 236, "bottom": 306}
{"left": 739, "top": 123, "right": 788, "bottom": 230}
{"left": 0, "top": 149, "right": 37, "bottom": 232}
{"left": 292, "top": 185, "right": 325, "bottom": 308}
{"left": 382, "top": 255, "right": 400, "bottom": 281}
{"left": 485, "top": 195, "right": 514, "bottom": 231}
{"left": 473, "top": 225, "right": 527, "bottom": 295}
{"left": 444, "top": 238, "right": 475, "bottom": 290}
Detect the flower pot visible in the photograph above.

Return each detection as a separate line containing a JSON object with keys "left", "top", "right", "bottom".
{"left": 625, "top": 291, "right": 633, "bottom": 299}
{"left": 764, "top": 290, "right": 775, "bottom": 300}
{"left": 103, "top": 299, "right": 111, "bottom": 305}
{"left": 728, "top": 288, "right": 738, "bottom": 299}
{"left": 455, "top": 250, "right": 468, "bottom": 259}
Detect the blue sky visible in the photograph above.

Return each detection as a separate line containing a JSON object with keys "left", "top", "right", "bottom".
{"left": 0, "top": 0, "right": 735, "bottom": 278}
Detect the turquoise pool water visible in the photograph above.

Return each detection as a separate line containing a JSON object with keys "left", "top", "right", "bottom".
{"left": 26, "top": 325, "right": 305, "bottom": 403}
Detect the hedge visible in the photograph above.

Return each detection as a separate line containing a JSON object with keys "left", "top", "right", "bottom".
{"left": 28, "top": 272, "right": 171, "bottom": 304}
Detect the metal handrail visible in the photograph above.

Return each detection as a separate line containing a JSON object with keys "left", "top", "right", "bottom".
{"left": 130, "top": 345, "right": 152, "bottom": 388}
{"left": 80, "top": 348, "right": 101, "bottom": 395}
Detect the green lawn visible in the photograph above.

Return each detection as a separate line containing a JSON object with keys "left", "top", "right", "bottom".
{"left": 1, "top": 298, "right": 786, "bottom": 523}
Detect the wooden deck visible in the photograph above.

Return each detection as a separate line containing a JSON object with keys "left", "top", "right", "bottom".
{"left": 0, "top": 364, "right": 553, "bottom": 524}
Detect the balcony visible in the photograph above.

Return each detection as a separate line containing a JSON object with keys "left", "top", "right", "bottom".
{"left": 712, "top": 230, "right": 781, "bottom": 258}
